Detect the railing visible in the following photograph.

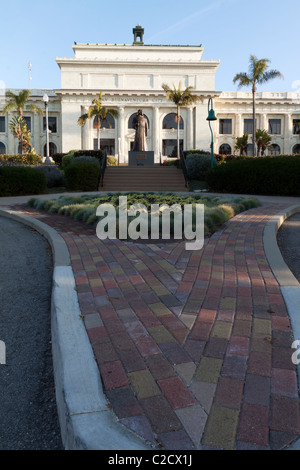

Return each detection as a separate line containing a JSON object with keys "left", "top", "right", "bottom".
{"left": 100, "top": 148, "right": 107, "bottom": 188}
{"left": 180, "top": 149, "right": 189, "bottom": 188}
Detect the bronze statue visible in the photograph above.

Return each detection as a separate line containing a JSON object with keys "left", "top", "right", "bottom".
{"left": 132, "top": 109, "right": 148, "bottom": 151}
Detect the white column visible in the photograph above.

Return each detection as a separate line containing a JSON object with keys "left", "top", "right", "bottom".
{"left": 118, "top": 106, "right": 125, "bottom": 163}
{"left": 187, "top": 106, "right": 194, "bottom": 150}
{"left": 7, "top": 111, "right": 15, "bottom": 154}
{"left": 153, "top": 106, "right": 160, "bottom": 163}
{"left": 32, "top": 112, "right": 40, "bottom": 153}
{"left": 235, "top": 113, "right": 242, "bottom": 137}
{"left": 195, "top": 99, "right": 214, "bottom": 152}
{"left": 284, "top": 114, "right": 292, "bottom": 154}
{"left": 61, "top": 100, "right": 82, "bottom": 153}
{"left": 260, "top": 114, "right": 267, "bottom": 131}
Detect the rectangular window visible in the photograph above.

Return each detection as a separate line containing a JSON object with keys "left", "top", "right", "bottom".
{"left": 219, "top": 119, "right": 232, "bottom": 134}
{"left": 293, "top": 119, "right": 300, "bottom": 135}
{"left": 43, "top": 116, "right": 57, "bottom": 133}
{"left": 94, "top": 138, "right": 115, "bottom": 155}
{"left": 23, "top": 116, "right": 31, "bottom": 132}
{"left": 244, "top": 119, "right": 254, "bottom": 134}
{"left": 269, "top": 119, "right": 281, "bottom": 135}
{"left": 0, "top": 116, "right": 5, "bottom": 133}
{"left": 162, "top": 139, "right": 183, "bottom": 157}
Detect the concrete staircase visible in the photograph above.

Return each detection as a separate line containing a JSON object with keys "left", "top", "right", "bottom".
{"left": 100, "top": 166, "right": 189, "bottom": 192}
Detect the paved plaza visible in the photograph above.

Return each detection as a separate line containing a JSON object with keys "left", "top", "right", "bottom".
{"left": 3, "top": 197, "right": 300, "bottom": 450}
{"left": 1, "top": 195, "right": 300, "bottom": 450}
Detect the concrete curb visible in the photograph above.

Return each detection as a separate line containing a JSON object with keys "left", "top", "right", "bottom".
{"left": 263, "top": 205, "right": 300, "bottom": 450}
{"left": 0, "top": 208, "right": 151, "bottom": 450}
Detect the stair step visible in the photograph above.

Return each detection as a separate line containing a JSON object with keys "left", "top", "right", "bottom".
{"left": 101, "top": 165, "right": 188, "bottom": 192}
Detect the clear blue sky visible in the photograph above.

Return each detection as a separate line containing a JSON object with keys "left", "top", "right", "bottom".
{"left": 1, "top": 0, "right": 299, "bottom": 93}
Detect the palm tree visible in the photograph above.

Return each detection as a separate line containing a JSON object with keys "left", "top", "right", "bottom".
{"left": 9, "top": 116, "right": 31, "bottom": 153}
{"left": 2, "top": 89, "right": 43, "bottom": 154}
{"left": 233, "top": 55, "right": 283, "bottom": 156}
{"left": 235, "top": 132, "right": 249, "bottom": 156}
{"left": 162, "top": 82, "right": 200, "bottom": 159}
{"left": 255, "top": 129, "right": 272, "bottom": 156}
{"left": 78, "top": 92, "right": 118, "bottom": 151}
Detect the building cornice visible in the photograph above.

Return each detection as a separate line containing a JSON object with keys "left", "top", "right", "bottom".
{"left": 56, "top": 58, "right": 220, "bottom": 69}
{"left": 55, "top": 89, "right": 222, "bottom": 100}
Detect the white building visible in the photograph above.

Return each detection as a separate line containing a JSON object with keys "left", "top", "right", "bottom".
{"left": 0, "top": 89, "right": 61, "bottom": 156}
{"left": 1, "top": 25, "right": 300, "bottom": 159}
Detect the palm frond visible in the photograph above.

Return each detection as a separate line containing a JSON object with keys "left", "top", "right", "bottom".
{"left": 27, "top": 103, "right": 44, "bottom": 116}
{"left": 258, "top": 69, "right": 284, "bottom": 84}
{"left": 77, "top": 113, "right": 88, "bottom": 126}
{"left": 2, "top": 101, "right": 16, "bottom": 114}
{"left": 233, "top": 72, "right": 252, "bottom": 88}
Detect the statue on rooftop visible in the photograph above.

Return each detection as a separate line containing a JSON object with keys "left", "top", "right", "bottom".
{"left": 132, "top": 109, "right": 148, "bottom": 151}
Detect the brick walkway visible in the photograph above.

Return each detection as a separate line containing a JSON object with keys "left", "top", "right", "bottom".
{"left": 20, "top": 203, "right": 300, "bottom": 450}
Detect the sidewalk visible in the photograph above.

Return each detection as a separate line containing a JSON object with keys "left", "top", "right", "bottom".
{"left": 1, "top": 192, "right": 300, "bottom": 450}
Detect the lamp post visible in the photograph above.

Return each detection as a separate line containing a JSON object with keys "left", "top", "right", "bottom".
{"left": 206, "top": 97, "right": 217, "bottom": 169}
{"left": 43, "top": 93, "right": 51, "bottom": 164}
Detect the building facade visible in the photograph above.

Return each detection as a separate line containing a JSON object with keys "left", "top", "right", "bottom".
{"left": 0, "top": 89, "right": 61, "bottom": 156}
{"left": 1, "top": 26, "right": 300, "bottom": 159}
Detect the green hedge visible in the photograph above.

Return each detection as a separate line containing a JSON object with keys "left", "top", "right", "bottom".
{"left": 64, "top": 160, "right": 100, "bottom": 191}
{"left": 206, "top": 156, "right": 300, "bottom": 196}
{"left": 52, "top": 153, "right": 66, "bottom": 167}
{"left": 216, "top": 154, "right": 300, "bottom": 164}
{"left": 185, "top": 153, "right": 218, "bottom": 179}
{"left": 0, "top": 166, "right": 47, "bottom": 196}
{"left": 73, "top": 150, "right": 104, "bottom": 164}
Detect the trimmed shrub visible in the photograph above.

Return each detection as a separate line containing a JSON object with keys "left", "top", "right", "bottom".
{"left": 0, "top": 153, "right": 43, "bottom": 166}
{"left": 52, "top": 153, "right": 66, "bottom": 168}
{"left": 32, "top": 165, "right": 65, "bottom": 188}
{"left": 185, "top": 153, "right": 218, "bottom": 180}
{"left": 64, "top": 160, "right": 100, "bottom": 191}
{"left": 73, "top": 150, "right": 103, "bottom": 164}
{"left": 184, "top": 149, "right": 210, "bottom": 157}
{"left": 62, "top": 153, "right": 74, "bottom": 169}
{"left": 0, "top": 166, "right": 47, "bottom": 196}
{"left": 72, "top": 156, "right": 100, "bottom": 167}
{"left": 206, "top": 156, "right": 300, "bottom": 196}
{"left": 107, "top": 156, "right": 118, "bottom": 166}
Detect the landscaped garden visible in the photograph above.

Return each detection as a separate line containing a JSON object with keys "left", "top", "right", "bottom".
{"left": 28, "top": 192, "right": 261, "bottom": 239}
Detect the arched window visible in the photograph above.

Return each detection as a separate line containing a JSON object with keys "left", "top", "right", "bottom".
{"left": 292, "top": 144, "right": 300, "bottom": 155}
{"left": 0, "top": 142, "right": 6, "bottom": 155}
{"left": 269, "top": 144, "right": 281, "bottom": 156}
{"left": 128, "top": 112, "right": 150, "bottom": 129}
{"left": 44, "top": 142, "right": 57, "bottom": 156}
{"left": 93, "top": 114, "right": 115, "bottom": 129}
{"left": 219, "top": 144, "right": 232, "bottom": 155}
{"left": 163, "top": 113, "right": 184, "bottom": 130}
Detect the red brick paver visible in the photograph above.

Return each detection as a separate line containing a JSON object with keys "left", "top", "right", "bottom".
{"left": 18, "top": 202, "right": 300, "bottom": 450}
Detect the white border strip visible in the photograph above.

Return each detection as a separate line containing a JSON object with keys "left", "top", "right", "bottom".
{"left": 263, "top": 205, "right": 300, "bottom": 450}
{"left": 0, "top": 208, "right": 150, "bottom": 450}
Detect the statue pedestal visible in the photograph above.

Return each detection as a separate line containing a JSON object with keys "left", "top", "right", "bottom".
{"left": 129, "top": 151, "right": 154, "bottom": 167}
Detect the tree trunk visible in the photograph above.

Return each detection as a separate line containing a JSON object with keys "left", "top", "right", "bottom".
{"left": 252, "top": 84, "right": 256, "bottom": 157}
{"left": 19, "top": 111, "right": 24, "bottom": 155}
{"left": 177, "top": 106, "right": 180, "bottom": 159}
{"left": 97, "top": 117, "right": 101, "bottom": 151}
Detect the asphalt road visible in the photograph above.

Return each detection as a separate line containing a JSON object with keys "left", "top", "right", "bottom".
{"left": 277, "top": 212, "right": 300, "bottom": 283}
{"left": 0, "top": 215, "right": 63, "bottom": 450}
